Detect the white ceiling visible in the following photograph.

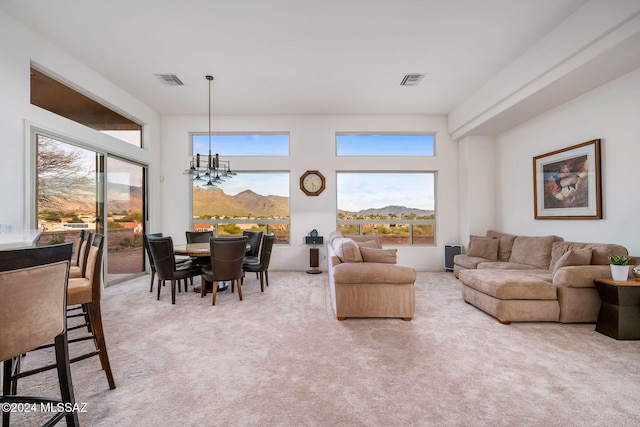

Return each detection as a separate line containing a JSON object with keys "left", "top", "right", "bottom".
{"left": 1, "top": 0, "right": 589, "bottom": 116}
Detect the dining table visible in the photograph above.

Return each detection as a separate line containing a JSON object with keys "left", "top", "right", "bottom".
{"left": 174, "top": 242, "right": 251, "bottom": 293}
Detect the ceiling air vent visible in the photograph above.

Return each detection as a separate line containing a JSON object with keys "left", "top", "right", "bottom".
{"left": 400, "top": 74, "right": 426, "bottom": 86}
{"left": 155, "top": 74, "right": 184, "bottom": 86}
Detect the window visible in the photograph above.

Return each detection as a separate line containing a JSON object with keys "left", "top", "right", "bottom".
{"left": 337, "top": 172, "right": 435, "bottom": 245}
{"left": 192, "top": 133, "right": 289, "bottom": 156}
{"left": 336, "top": 133, "right": 434, "bottom": 156}
{"left": 35, "top": 132, "right": 147, "bottom": 284}
{"left": 30, "top": 67, "right": 142, "bottom": 147}
{"left": 192, "top": 172, "right": 290, "bottom": 244}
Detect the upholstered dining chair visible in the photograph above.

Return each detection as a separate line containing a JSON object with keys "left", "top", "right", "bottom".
{"left": 69, "top": 230, "right": 92, "bottom": 279}
{"left": 144, "top": 232, "right": 192, "bottom": 293}
{"left": 243, "top": 230, "right": 263, "bottom": 259}
{"left": 186, "top": 230, "right": 213, "bottom": 243}
{"left": 148, "top": 236, "right": 202, "bottom": 304}
{"left": 241, "top": 233, "right": 275, "bottom": 292}
{"left": 64, "top": 233, "right": 116, "bottom": 390}
{"left": 0, "top": 243, "right": 80, "bottom": 427}
{"left": 201, "top": 236, "right": 248, "bottom": 305}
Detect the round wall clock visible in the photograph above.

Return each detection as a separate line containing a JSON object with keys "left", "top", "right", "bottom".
{"left": 300, "top": 170, "right": 325, "bottom": 196}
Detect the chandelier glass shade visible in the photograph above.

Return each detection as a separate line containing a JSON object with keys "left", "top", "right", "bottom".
{"left": 184, "top": 75, "right": 235, "bottom": 187}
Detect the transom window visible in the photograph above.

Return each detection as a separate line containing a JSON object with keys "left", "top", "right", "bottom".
{"left": 192, "top": 133, "right": 289, "bottom": 156}
{"left": 336, "top": 133, "right": 435, "bottom": 156}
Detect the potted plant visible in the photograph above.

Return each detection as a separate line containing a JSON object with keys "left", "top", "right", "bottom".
{"left": 609, "top": 255, "right": 631, "bottom": 282}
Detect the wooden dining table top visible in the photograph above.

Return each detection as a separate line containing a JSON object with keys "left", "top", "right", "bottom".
{"left": 174, "top": 243, "right": 211, "bottom": 257}
{"left": 174, "top": 242, "right": 251, "bottom": 257}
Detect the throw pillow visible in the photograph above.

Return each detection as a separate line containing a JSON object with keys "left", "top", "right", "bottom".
{"left": 332, "top": 238, "right": 362, "bottom": 263}
{"left": 486, "top": 230, "right": 518, "bottom": 261}
{"left": 357, "top": 240, "right": 378, "bottom": 249}
{"left": 467, "top": 236, "right": 499, "bottom": 261}
{"left": 552, "top": 248, "right": 593, "bottom": 275}
{"left": 360, "top": 247, "right": 397, "bottom": 264}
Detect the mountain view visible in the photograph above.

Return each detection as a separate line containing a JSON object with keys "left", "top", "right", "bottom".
{"left": 194, "top": 187, "right": 289, "bottom": 218}
{"left": 338, "top": 205, "right": 434, "bottom": 218}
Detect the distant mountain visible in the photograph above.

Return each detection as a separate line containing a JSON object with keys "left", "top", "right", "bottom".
{"left": 107, "top": 184, "right": 143, "bottom": 213}
{"left": 338, "top": 205, "right": 434, "bottom": 218}
{"left": 194, "top": 188, "right": 289, "bottom": 218}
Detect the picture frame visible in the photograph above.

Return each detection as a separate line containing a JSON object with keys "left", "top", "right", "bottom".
{"left": 533, "top": 139, "right": 602, "bottom": 220}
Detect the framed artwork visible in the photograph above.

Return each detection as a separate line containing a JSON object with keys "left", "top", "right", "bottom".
{"left": 533, "top": 139, "right": 602, "bottom": 220}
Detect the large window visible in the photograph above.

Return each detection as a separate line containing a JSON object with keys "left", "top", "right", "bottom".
{"left": 192, "top": 172, "right": 290, "bottom": 244}
{"left": 337, "top": 172, "right": 435, "bottom": 245}
{"left": 336, "top": 133, "right": 434, "bottom": 156}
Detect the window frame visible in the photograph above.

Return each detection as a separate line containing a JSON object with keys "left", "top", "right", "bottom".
{"left": 336, "top": 171, "right": 436, "bottom": 246}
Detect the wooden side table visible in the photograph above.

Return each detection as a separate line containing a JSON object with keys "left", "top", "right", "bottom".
{"left": 594, "top": 278, "right": 640, "bottom": 340}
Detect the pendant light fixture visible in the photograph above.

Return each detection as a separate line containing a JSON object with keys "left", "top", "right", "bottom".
{"left": 184, "top": 75, "right": 235, "bottom": 187}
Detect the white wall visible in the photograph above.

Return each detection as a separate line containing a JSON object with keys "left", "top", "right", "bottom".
{"left": 0, "top": 10, "right": 161, "bottom": 232}
{"left": 495, "top": 67, "right": 640, "bottom": 256}
{"left": 160, "top": 114, "right": 460, "bottom": 271}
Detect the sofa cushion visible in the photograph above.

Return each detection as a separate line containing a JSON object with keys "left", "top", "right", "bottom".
{"left": 477, "top": 262, "right": 541, "bottom": 271}
{"left": 509, "top": 235, "right": 563, "bottom": 270}
{"left": 332, "top": 238, "right": 362, "bottom": 263}
{"left": 357, "top": 240, "right": 378, "bottom": 250}
{"left": 552, "top": 248, "right": 592, "bottom": 275}
{"left": 550, "top": 241, "right": 628, "bottom": 268}
{"left": 344, "top": 234, "right": 382, "bottom": 249}
{"left": 360, "top": 247, "right": 397, "bottom": 264}
{"left": 486, "top": 230, "right": 518, "bottom": 262}
{"left": 467, "top": 236, "right": 499, "bottom": 260}
{"left": 453, "top": 254, "right": 488, "bottom": 270}
{"left": 328, "top": 231, "right": 344, "bottom": 245}
{"left": 459, "top": 269, "right": 556, "bottom": 300}
{"left": 333, "top": 262, "right": 415, "bottom": 284}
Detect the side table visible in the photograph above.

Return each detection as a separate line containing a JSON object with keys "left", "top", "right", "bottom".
{"left": 594, "top": 278, "right": 640, "bottom": 340}
{"left": 305, "top": 235, "right": 323, "bottom": 274}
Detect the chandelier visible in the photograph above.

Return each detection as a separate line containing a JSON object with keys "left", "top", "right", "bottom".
{"left": 184, "top": 75, "right": 235, "bottom": 187}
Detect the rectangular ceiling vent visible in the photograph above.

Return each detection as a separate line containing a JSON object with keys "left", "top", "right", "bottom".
{"left": 155, "top": 74, "right": 184, "bottom": 86}
{"left": 400, "top": 74, "right": 426, "bottom": 86}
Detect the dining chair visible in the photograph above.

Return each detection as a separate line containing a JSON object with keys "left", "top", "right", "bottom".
{"left": 144, "top": 232, "right": 193, "bottom": 293}
{"left": 243, "top": 230, "right": 263, "bottom": 280}
{"left": 148, "top": 236, "right": 202, "bottom": 304}
{"left": 69, "top": 230, "right": 92, "bottom": 279}
{"left": 65, "top": 233, "right": 117, "bottom": 390}
{"left": 186, "top": 230, "right": 213, "bottom": 243}
{"left": 0, "top": 243, "right": 80, "bottom": 427}
{"left": 241, "top": 233, "right": 275, "bottom": 292}
{"left": 243, "top": 230, "right": 263, "bottom": 259}
{"left": 201, "top": 236, "right": 248, "bottom": 305}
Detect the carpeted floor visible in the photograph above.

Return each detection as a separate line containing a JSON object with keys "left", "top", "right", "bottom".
{"left": 7, "top": 271, "right": 640, "bottom": 426}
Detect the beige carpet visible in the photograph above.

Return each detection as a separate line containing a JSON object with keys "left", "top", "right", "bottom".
{"left": 7, "top": 271, "right": 640, "bottom": 426}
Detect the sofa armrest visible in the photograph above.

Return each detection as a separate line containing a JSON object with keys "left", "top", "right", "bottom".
{"left": 553, "top": 265, "right": 612, "bottom": 288}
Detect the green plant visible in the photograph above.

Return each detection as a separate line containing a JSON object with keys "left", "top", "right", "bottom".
{"left": 609, "top": 255, "right": 631, "bottom": 265}
{"left": 49, "top": 235, "right": 65, "bottom": 245}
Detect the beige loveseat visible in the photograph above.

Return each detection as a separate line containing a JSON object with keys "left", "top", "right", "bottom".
{"left": 454, "top": 230, "right": 629, "bottom": 324}
{"left": 326, "top": 232, "right": 416, "bottom": 321}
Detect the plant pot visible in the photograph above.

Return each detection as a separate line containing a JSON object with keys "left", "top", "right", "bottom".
{"left": 610, "top": 264, "right": 630, "bottom": 282}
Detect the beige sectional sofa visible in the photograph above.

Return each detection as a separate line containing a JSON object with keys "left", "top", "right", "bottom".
{"left": 326, "top": 232, "right": 416, "bottom": 321}
{"left": 454, "top": 230, "right": 629, "bottom": 324}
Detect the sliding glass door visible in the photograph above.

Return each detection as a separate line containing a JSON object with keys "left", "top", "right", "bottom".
{"left": 35, "top": 131, "right": 146, "bottom": 284}
{"left": 105, "top": 157, "right": 145, "bottom": 282}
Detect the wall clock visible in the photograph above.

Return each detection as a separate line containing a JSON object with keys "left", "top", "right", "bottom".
{"left": 300, "top": 170, "right": 325, "bottom": 196}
